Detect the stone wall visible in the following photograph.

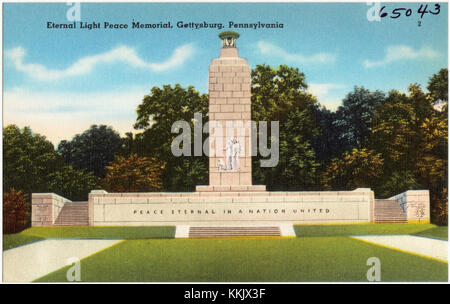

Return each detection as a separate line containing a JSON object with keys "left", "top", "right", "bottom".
{"left": 89, "top": 188, "right": 375, "bottom": 226}
{"left": 31, "top": 193, "right": 71, "bottom": 226}
{"left": 389, "top": 190, "right": 430, "bottom": 223}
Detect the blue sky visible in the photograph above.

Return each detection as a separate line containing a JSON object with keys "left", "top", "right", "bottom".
{"left": 3, "top": 2, "right": 448, "bottom": 144}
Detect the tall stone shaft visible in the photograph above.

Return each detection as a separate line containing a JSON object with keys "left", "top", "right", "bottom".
{"left": 207, "top": 32, "right": 252, "bottom": 187}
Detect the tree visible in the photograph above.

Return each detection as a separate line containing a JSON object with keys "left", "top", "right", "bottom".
{"left": 368, "top": 91, "right": 417, "bottom": 173}
{"left": 3, "top": 124, "right": 100, "bottom": 206}
{"left": 312, "top": 106, "right": 343, "bottom": 164}
{"left": 170, "top": 159, "right": 208, "bottom": 191}
{"left": 251, "top": 64, "right": 309, "bottom": 123}
{"left": 376, "top": 171, "right": 419, "bottom": 198}
{"left": 321, "top": 148, "right": 384, "bottom": 191}
{"left": 3, "top": 125, "right": 61, "bottom": 195}
{"left": 416, "top": 115, "right": 448, "bottom": 190}
{"left": 101, "top": 154, "right": 164, "bottom": 192}
{"left": 333, "top": 86, "right": 385, "bottom": 151}
{"left": 260, "top": 108, "right": 319, "bottom": 190}
{"left": 57, "top": 125, "right": 124, "bottom": 178}
{"left": 251, "top": 65, "right": 319, "bottom": 190}
{"left": 427, "top": 68, "right": 448, "bottom": 103}
{"left": 133, "top": 84, "right": 209, "bottom": 191}
{"left": 432, "top": 188, "right": 448, "bottom": 225}
{"left": 47, "top": 166, "right": 99, "bottom": 201}
{"left": 3, "top": 189, "right": 29, "bottom": 233}
{"left": 366, "top": 81, "right": 447, "bottom": 223}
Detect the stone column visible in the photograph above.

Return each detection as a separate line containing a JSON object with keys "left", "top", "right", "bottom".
{"left": 196, "top": 32, "right": 265, "bottom": 192}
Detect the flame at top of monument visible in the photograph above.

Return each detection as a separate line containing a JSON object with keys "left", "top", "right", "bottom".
{"left": 218, "top": 31, "right": 240, "bottom": 48}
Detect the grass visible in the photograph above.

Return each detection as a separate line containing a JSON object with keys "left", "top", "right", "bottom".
{"left": 4, "top": 223, "right": 446, "bottom": 250}
{"left": 294, "top": 223, "right": 442, "bottom": 237}
{"left": 35, "top": 237, "right": 448, "bottom": 282}
{"left": 414, "top": 226, "right": 448, "bottom": 240}
{"left": 3, "top": 226, "right": 175, "bottom": 250}
{"left": 2, "top": 234, "right": 45, "bottom": 251}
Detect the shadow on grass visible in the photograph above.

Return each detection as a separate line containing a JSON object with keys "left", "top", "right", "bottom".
{"left": 414, "top": 226, "right": 448, "bottom": 240}
{"left": 3, "top": 226, "right": 175, "bottom": 250}
{"left": 294, "top": 223, "right": 439, "bottom": 237}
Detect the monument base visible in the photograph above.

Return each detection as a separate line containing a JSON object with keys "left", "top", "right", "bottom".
{"left": 196, "top": 185, "right": 266, "bottom": 192}
{"left": 31, "top": 189, "right": 430, "bottom": 227}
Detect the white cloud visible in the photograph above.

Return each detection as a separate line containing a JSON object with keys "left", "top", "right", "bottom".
{"left": 363, "top": 45, "right": 439, "bottom": 68}
{"left": 307, "top": 83, "right": 346, "bottom": 111}
{"left": 5, "top": 43, "right": 195, "bottom": 81}
{"left": 256, "top": 41, "right": 337, "bottom": 64}
{"left": 307, "top": 83, "right": 346, "bottom": 97}
{"left": 3, "top": 87, "right": 148, "bottom": 144}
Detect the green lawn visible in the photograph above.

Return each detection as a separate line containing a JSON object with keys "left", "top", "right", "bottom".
{"left": 294, "top": 223, "right": 444, "bottom": 238}
{"left": 4, "top": 223, "right": 446, "bottom": 250}
{"left": 2, "top": 234, "right": 45, "bottom": 250}
{"left": 35, "top": 237, "right": 448, "bottom": 282}
{"left": 414, "top": 226, "right": 448, "bottom": 240}
{"left": 3, "top": 226, "right": 175, "bottom": 250}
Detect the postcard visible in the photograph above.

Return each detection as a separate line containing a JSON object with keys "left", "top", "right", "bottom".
{"left": 2, "top": 1, "right": 448, "bottom": 289}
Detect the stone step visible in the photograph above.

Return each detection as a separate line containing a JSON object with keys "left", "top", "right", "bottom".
{"left": 56, "top": 212, "right": 88, "bottom": 217}
{"left": 374, "top": 199, "right": 406, "bottom": 222}
{"left": 55, "top": 215, "right": 88, "bottom": 219}
{"left": 54, "top": 222, "right": 89, "bottom": 226}
{"left": 188, "top": 226, "right": 281, "bottom": 238}
{"left": 54, "top": 202, "right": 89, "bottom": 226}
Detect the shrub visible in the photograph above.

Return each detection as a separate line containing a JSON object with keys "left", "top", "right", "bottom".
{"left": 3, "top": 188, "right": 30, "bottom": 234}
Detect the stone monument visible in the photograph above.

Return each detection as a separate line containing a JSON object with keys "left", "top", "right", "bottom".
{"left": 30, "top": 32, "right": 430, "bottom": 231}
{"left": 196, "top": 31, "right": 265, "bottom": 192}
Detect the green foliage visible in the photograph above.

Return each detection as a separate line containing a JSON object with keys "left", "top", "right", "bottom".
{"left": 312, "top": 106, "right": 343, "bottom": 163}
{"left": 251, "top": 65, "right": 319, "bottom": 190}
{"left": 101, "top": 154, "right": 164, "bottom": 192}
{"left": 321, "top": 148, "right": 384, "bottom": 190}
{"left": 334, "top": 86, "right": 386, "bottom": 151}
{"left": 133, "top": 84, "right": 209, "bottom": 191}
{"left": 251, "top": 64, "right": 310, "bottom": 122}
{"left": 3, "top": 125, "right": 61, "bottom": 194}
{"left": 3, "top": 189, "right": 30, "bottom": 234}
{"left": 261, "top": 108, "right": 318, "bottom": 190}
{"left": 427, "top": 68, "right": 448, "bottom": 103}
{"left": 376, "top": 171, "right": 419, "bottom": 199}
{"left": 47, "top": 166, "right": 99, "bottom": 201}
{"left": 431, "top": 188, "right": 448, "bottom": 226}
{"left": 360, "top": 80, "right": 447, "bottom": 224}
{"left": 416, "top": 114, "right": 448, "bottom": 189}
{"left": 170, "top": 158, "right": 208, "bottom": 192}
{"left": 368, "top": 92, "right": 417, "bottom": 171}
{"left": 3, "top": 125, "right": 99, "bottom": 204}
{"left": 57, "top": 125, "right": 124, "bottom": 178}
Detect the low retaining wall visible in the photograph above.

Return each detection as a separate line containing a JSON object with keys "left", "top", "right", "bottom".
{"left": 31, "top": 189, "right": 431, "bottom": 226}
{"left": 389, "top": 190, "right": 430, "bottom": 223}
{"left": 88, "top": 188, "right": 375, "bottom": 226}
{"left": 31, "top": 193, "right": 71, "bottom": 226}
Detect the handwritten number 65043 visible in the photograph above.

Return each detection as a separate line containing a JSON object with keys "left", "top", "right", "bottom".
{"left": 379, "top": 3, "right": 440, "bottom": 19}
